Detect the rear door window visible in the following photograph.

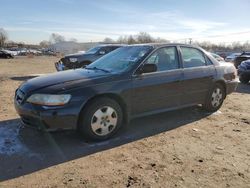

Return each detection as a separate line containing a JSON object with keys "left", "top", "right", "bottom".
{"left": 180, "top": 47, "right": 206, "bottom": 68}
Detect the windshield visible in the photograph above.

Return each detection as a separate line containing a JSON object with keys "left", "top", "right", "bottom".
{"left": 86, "top": 46, "right": 101, "bottom": 54}
{"left": 86, "top": 46, "right": 153, "bottom": 72}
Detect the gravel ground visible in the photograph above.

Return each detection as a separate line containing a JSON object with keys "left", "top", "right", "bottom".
{"left": 0, "top": 56, "right": 250, "bottom": 188}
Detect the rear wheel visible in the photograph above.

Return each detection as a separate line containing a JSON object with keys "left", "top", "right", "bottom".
{"left": 202, "top": 83, "right": 225, "bottom": 112}
{"left": 78, "top": 97, "right": 123, "bottom": 141}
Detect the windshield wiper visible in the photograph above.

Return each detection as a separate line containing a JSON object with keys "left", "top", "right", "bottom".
{"left": 85, "top": 66, "right": 110, "bottom": 73}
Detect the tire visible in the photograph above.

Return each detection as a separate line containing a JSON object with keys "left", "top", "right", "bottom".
{"left": 239, "top": 75, "right": 249, "bottom": 84}
{"left": 78, "top": 97, "right": 123, "bottom": 141}
{"left": 202, "top": 83, "right": 225, "bottom": 112}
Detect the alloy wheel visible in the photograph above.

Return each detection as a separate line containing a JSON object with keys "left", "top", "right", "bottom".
{"left": 91, "top": 106, "right": 118, "bottom": 136}
{"left": 211, "top": 88, "right": 223, "bottom": 108}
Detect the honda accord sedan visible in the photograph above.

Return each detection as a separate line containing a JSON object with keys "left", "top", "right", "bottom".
{"left": 15, "top": 44, "right": 238, "bottom": 141}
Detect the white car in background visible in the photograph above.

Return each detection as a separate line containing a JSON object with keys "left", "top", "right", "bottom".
{"left": 3, "top": 50, "right": 19, "bottom": 56}
{"left": 225, "top": 53, "right": 241, "bottom": 62}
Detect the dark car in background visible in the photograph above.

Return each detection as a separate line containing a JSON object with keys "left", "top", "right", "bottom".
{"left": 55, "top": 44, "right": 124, "bottom": 71}
{"left": 0, "top": 50, "right": 14, "bottom": 59}
{"left": 15, "top": 44, "right": 238, "bottom": 141}
{"left": 238, "top": 59, "right": 250, "bottom": 84}
{"left": 225, "top": 53, "right": 241, "bottom": 62}
{"left": 234, "top": 52, "right": 250, "bottom": 68}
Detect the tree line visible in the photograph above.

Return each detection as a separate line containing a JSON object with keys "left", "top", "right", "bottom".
{"left": 103, "top": 32, "right": 169, "bottom": 44}
{"left": 1, "top": 27, "right": 250, "bottom": 52}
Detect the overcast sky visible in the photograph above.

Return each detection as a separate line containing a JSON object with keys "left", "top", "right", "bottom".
{"left": 1, "top": 0, "right": 250, "bottom": 44}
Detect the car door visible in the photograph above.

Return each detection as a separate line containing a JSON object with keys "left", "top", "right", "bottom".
{"left": 179, "top": 46, "right": 215, "bottom": 105}
{"left": 131, "top": 46, "right": 182, "bottom": 115}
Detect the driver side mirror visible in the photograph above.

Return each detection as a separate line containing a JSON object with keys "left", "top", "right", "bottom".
{"left": 139, "top": 64, "right": 157, "bottom": 74}
{"left": 99, "top": 50, "right": 106, "bottom": 55}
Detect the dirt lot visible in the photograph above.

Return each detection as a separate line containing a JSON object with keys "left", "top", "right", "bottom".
{"left": 0, "top": 56, "right": 250, "bottom": 188}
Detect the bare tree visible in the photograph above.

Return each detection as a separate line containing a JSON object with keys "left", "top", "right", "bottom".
{"left": 155, "top": 37, "right": 170, "bottom": 43}
{"left": 69, "top": 38, "right": 78, "bottom": 42}
{"left": 0, "top": 28, "right": 8, "bottom": 47}
{"left": 127, "top": 35, "right": 136, "bottom": 44}
{"left": 17, "top": 42, "right": 25, "bottom": 48}
{"left": 6, "top": 40, "right": 15, "bottom": 46}
{"left": 39, "top": 40, "right": 51, "bottom": 48}
{"left": 136, "top": 32, "right": 153, "bottom": 43}
{"left": 117, "top": 36, "right": 128, "bottom": 44}
{"left": 117, "top": 32, "right": 163, "bottom": 44}
{"left": 103, "top": 37, "right": 114, "bottom": 43}
{"left": 49, "top": 33, "right": 65, "bottom": 44}
{"left": 242, "top": 41, "right": 250, "bottom": 51}
{"left": 194, "top": 40, "right": 250, "bottom": 52}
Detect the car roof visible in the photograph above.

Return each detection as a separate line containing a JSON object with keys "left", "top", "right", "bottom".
{"left": 127, "top": 43, "right": 202, "bottom": 49}
{"left": 241, "top": 52, "right": 250, "bottom": 56}
{"left": 98, "top": 43, "right": 200, "bottom": 48}
{"left": 97, "top": 44, "right": 126, "bottom": 47}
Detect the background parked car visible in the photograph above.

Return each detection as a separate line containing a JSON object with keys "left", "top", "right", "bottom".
{"left": 234, "top": 52, "right": 250, "bottom": 68}
{"left": 238, "top": 59, "right": 250, "bottom": 84}
{"left": 216, "top": 52, "right": 227, "bottom": 59}
{"left": 42, "top": 49, "right": 57, "bottom": 56}
{"left": 210, "top": 53, "right": 224, "bottom": 62}
{"left": 2, "top": 49, "right": 19, "bottom": 56}
{"left": 0, "top": 50, "right": 14, "bottom": 58}
{"left": 55, "top": 44, "right": 124, "bottom": 71}
{"left": 225, "top": 53, "right": 241, "bottom": 62}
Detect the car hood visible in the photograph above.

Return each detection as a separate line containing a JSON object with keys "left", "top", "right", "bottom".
{"left": 66, "top": 52, "right": 85, "bottom": 56}
{"left": 19, "top": 69, "right": 115, "bottom": 94}
{"left": 64, "top": 53, "right": 93, "bottom": 58}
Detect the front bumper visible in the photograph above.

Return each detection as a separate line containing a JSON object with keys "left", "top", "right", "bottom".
{"left": 226, "top": 80, "right": 238, "bottom": 94}
{"left": 55, "top": 61, "right": 65, "bottom": 71}
{"left": 14, "top": 100, "right": 81, "bottom": 131}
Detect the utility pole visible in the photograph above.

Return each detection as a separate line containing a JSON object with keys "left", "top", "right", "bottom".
{"left": 189, "top": 38, "right": 192, "bottom": 44}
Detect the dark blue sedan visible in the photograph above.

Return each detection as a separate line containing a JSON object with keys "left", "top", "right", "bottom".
{"left": 15, "top": 43, "right": 238, "bottom": 141}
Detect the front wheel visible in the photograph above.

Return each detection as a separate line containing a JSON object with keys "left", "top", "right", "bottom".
{"left": 202, "top": 83, "right": 225, "bottom": 112}
{"left": 78, "top": 97, "right": 123, "bottom": 141}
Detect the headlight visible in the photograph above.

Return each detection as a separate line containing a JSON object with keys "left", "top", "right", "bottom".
{"left": 27, "top": 94, "right": 71, "bottom": 106}
{"left": 69, "top": 58, "right": 77, "bottom": 63}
